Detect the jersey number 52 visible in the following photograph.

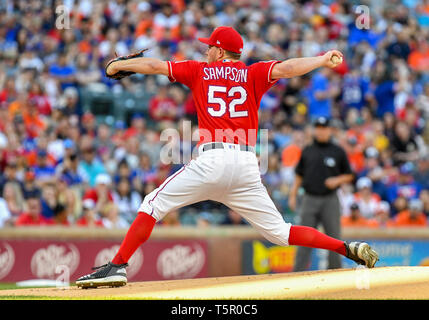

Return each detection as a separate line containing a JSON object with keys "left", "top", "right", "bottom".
{"left": 207, "top": 85, "right": 248, "bottom": 118}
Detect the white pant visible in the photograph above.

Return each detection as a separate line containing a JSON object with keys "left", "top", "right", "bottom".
{"left": 138, "top": 143, "right": 291, "bottom": 246}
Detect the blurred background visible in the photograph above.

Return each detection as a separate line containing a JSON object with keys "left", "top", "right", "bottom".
{"left": 0, "top": 0, "right": 429, "bottom": 283}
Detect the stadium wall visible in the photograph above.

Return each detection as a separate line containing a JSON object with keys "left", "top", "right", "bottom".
{"left": 1, "top": 227, "right": 429, "bottom": 283}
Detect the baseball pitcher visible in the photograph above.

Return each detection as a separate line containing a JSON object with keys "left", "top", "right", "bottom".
{"left": 76, "top": 26, "right": 378, "bottom": 288}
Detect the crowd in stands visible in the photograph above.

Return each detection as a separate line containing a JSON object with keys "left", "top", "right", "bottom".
{"left": 0, "top": 0, "right": 429, "bottom": 228}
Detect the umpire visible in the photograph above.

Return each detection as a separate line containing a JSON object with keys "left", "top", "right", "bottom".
{"left": 289, "top": 116, "right": 354, "bottom": 271}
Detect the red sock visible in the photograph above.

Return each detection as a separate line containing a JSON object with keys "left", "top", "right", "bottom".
{"left": 112, "top": 212, "right": 156, "bottom": 265}
{"left": 288, "top": 225, "right": 346, "bottom": 256}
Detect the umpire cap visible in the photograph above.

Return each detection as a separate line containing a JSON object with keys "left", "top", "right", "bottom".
{"left": 313, "top": 116, "right": 331, "bottom": 127}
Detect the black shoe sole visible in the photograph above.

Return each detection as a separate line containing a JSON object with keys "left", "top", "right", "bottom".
{"left": 78, "top": 281, "right": 127, "bottom": 289}
{"left": 76, "top": 277, "right": 127, "bottom": 289}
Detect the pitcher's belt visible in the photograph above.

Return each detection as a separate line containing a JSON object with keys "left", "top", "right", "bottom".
{"left": 201, "top": 142, "right": 255, "bottom": 153}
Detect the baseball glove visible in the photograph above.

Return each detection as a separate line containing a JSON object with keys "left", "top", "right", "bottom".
{"left": 105, "top": 49, "right": 148, "bottom": 80}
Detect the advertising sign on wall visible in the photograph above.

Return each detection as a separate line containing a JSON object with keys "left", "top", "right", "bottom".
{"left": 242, "top": 240, "right": 297, "bottom": 274}
{"left": 243, "top": 239, "right": 429, "bottom": 275}
{"left": 0, "top": 239, "right": 208, "bottom": 282}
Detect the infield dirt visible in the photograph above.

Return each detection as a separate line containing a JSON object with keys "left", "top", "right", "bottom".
{"left": 1, "top": 267, "right": 429, "bottom": 299}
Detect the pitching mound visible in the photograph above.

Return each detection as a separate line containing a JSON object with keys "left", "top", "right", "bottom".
{"left": 1, "top": 267, "right": 429, "bottom": 299}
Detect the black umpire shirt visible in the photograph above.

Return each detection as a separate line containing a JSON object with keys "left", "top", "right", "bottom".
{"left": 295, "top": 139, "right": 353, "bottom": 196}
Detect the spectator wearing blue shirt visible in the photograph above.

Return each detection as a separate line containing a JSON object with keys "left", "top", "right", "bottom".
{"left": 273, "top": 121, "right": 293, "bottom": 150}
{"left": 386, "top": 30, "right": 411, "bottom": 60}
{"left": 113, "top": 159, "right": 138, "bottom": 185}
{"left": 341, "top": 69, "right": 370, "bottom": 113}
{"left": 40, "top": 183, "right": 57, "bottom": 219}
{"left": 386, "top": 162, "right": 423, "bottom": 205}
{"left": 304, "top": 68, "right": 339, "bottom": 120}
{"left": 0, "top": 161, "right": 24, "bottom": 196}
{"left": 347, "top": 22, "right": 385, "bottom": 50}
{"left": 49, "top": 52, "right": 76, "bottom": 90}
{"left": 414, "top": 154, "right": 429, "bottom": 190}
{"left": 60, "top": 152, "right": 84, "bottom": 186}
{"left": 33, "top": 149, "right": 56, "bottom": 183}
{"left": 134, "top": 153, "right": 157, "bottom": 194}
{"left": 372, "top": 62, "right": 404, "bottom": 118}
{"left": 375, "top": 82, "right": 397, "bottom": 117}
{"left": 63, "top": 139, "right": 76, "bottom": 158}
{"left": 416, "top": 4, "right": 429, "bottom": 27}
{"left": 260, "top": 88, "right": 279, "bottom": 112}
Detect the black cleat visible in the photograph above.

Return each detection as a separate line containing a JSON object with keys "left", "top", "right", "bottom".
{"left": 76, "top": 262, "right": 128, "bottom": 289}
{"left": 344, "top": 241, "right": 379, "bottom": 268}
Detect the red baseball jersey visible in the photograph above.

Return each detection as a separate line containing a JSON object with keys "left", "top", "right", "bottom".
{"left": 167, "top": 59, "right": 281, "bottom": 146}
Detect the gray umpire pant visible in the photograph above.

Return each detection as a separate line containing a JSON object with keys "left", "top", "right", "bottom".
{"left": 293, "top": 192, "right": 342, "bottom": 271}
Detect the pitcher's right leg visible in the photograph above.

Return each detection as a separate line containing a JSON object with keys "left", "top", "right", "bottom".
{"left": 110, "top": 162, "right": 201, "bottom": 268}
{"left": 76, "top": 158, "right": 214, "bottom": 288}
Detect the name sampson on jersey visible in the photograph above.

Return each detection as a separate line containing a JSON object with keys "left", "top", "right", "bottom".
{"left": 203, "top": 66, "right": 248, "bottom": 83}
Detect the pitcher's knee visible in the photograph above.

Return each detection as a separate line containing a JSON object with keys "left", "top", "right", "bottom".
{"left": 261, "top": 222, "right": 292, "bottom": 247}
{"left": 138, "top": 193, "right": 163, "bottom": 222}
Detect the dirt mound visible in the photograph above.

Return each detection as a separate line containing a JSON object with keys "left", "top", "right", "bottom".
{"left": 1, "top": 267, "right": 429, "bottom": 299}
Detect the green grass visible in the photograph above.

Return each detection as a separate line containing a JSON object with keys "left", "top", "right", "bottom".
{"left": 0, "top": 295, "right": 167, "bottom": 300}
{"left": 0, "top": 295, "right": 56, "bottom": 300}
{"left": 0, "top": 283, "right": 78, "bottom": 291}
{"left": 0, "top": 283, "right": 21, "bottom": 290}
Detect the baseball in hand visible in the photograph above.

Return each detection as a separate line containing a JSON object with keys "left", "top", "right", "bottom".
{"left": 330, "top": 55, "right": 343, "bottom": 66}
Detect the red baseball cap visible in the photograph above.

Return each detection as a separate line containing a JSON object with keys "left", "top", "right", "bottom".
{"left": 198, "top": 26, "right": 244, "bottom": 54}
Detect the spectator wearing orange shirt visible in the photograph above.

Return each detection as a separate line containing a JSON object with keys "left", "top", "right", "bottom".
{"left": 346, "top": 116, "right": 366, "bottom": 146}
{"left": 152, "top": 4, "right": 180, "bottom": 41}
{"left": 341, "top": 203, "right": 379, "bottom": 228}
{"left": 408, "top": 37, "right": 429, "bottom": 72}
{"left": 281, "top": 130, "right": 304, "bottom": 186}
{"left": 22, "top": 98, "right": 47, "bottom": 138}
{"left": 344, "top": 134, "right": 365, "bottom": 174}
{"left": 8, "top": 92, "right": 27, "bottom": 120}
{"left": 388, "top": 199, "right": 427, "bottom": 227}
{"left": 134, "top": 2, "right": 153, "bottom": 38}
